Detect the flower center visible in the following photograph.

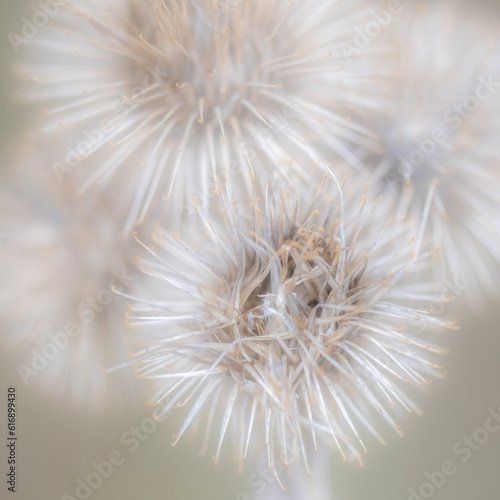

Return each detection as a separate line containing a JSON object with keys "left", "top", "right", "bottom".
{"left": 131, "top": 1, "right": 283, "bottom": 138}
{"left": 239, "top": 229, "right": 339, "bottom": 337}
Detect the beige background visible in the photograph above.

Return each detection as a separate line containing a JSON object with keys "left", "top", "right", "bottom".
{"left": 1, "top": 1, "right": 500, "bottom": 499}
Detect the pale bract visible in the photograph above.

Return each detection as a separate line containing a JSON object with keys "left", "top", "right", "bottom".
{"left": 20, "top": 0, "right": 394, "bottom": 232}
{"left": 369, "top": 2, "right": 500, "bottom": 303}
{"left": 122, "top": 174, "right": 456, "bottom": 479}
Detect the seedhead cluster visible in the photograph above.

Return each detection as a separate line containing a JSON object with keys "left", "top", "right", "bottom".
{"left": 3, "top": 0, "right": 498, "bottom": 492}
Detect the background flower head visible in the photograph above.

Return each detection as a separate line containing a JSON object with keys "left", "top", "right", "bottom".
{"left": 368, "top": 1, "right": 500, "bottom": 303}
{"left": 0, "top": 165, "right": 139, "bottom": 411}
{"left": 19, "top": 0, "right": 395, "bottom": 232}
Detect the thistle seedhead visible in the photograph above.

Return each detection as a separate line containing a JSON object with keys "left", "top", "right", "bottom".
{"left": 20, "top": 0, "right": 393, "bottom": 231}
{"left": 0, "top": 170, "right": 136, "bottom": 410}
{"left": 123, "top": 174, "right": 456, "bottom": 478}
{"left": 370, "top": 2, "right": 500, "bottom": 302}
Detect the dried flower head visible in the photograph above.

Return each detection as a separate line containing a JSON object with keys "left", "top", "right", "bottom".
{"left": 20, "top": 0, "right": 392, "bottom": 231}
{"left": 0, "top": 172, "right": 136, "bottom": 410}
{"left": 370, "top": 2, "right": 500, "bottom": 302}
{"left": 123, "top": 174, "right": 456, "bottom": 478}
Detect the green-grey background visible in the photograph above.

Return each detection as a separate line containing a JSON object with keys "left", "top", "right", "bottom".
{"left": 1, "top": 1, "right": 500, "bottom": 499}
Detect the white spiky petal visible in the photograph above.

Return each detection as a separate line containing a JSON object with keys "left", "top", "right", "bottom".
{"left": 123, "top": 174, "right": 456, "bottom": 478}
{"left": 20, "top": 0, "right": 393, "bottom": 232}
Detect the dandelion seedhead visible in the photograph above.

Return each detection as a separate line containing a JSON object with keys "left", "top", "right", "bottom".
{"left": 20, "top": 0, "right": 392, "bottom": 231}
{"left": 123, "top": 175, "right": 456, "bottom": 478}
{"left": 370, "top": 2, "right": 500, "bottom": 301}
{"left": 0, "top": 172, "right": 136, "bottom": 410}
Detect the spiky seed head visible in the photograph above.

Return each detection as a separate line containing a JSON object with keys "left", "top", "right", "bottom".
{"left": 20, "top": 0, "right": 393, "bottom": 232}
{"left": 370, "top": 2, "right": 500, "bottom": 302}
{"left": 123, "top": 174, "right": 456, "bottom": 478}
{"left": 0, "top": 171, "right": 137, "bottom": 411}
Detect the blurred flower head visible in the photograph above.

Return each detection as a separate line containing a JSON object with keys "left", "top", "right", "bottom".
{"left": 370, "top": 2, "right": 500, "bottom": 302}
{"left": 20, "top": 0, "right": 393, "bottom": 232}
{"left": 0, "top": 168, "right": 137, "bottom": 411}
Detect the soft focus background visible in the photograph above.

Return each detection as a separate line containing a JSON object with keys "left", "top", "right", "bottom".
{"left": 1, "top": 1, "right": 500, "bottom": 499}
